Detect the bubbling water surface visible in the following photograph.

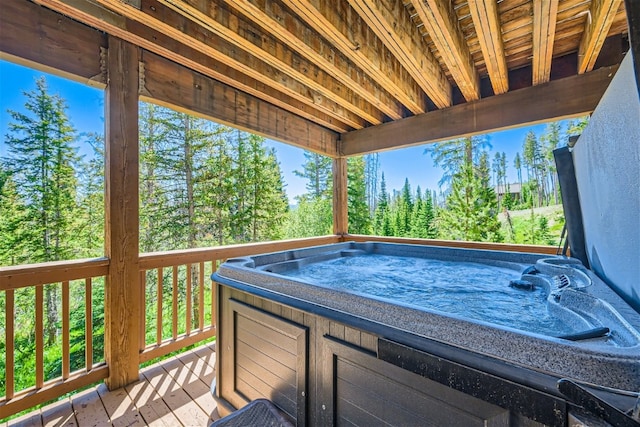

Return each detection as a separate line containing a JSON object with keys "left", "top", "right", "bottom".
{"left": 281, "top": 254, "right": 578, "bottom": 336}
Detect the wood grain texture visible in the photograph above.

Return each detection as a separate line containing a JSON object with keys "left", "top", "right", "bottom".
{"left": 225, "top": 0, "right": 405, "bottom": 120}
{"left": 578, "top": 0, "right": 625, "bottom": 73}
{"left": 348, "top": 0, "right": 452, "bottom": 108}
{"left": 141, "top": 51, "right": 339, "bottom": 156}
{"left": 0, "top": 0, "right": 107, "bottom": 86}
{"left": 532, "top": 0, "right": 560, "bottom": 84}
{"left": 468, "top": 0, "right": 509, "bottom": 94}
{"left": 410, "top": 0, "right": 480, "bottom": 101}
{"left": 282, "top": 0, "right": 428, "bottom": 114}
{"left": 27, "top": 0, "right": 353, "bottom": 133}
{"left": 341, "top": 65, "right": 618, "bottom": 155}
{"left": 104, "top": 36, "right": 141, "bottom": 390}
{"left": 96, "top": 0, "right": 382, "bottom": 127}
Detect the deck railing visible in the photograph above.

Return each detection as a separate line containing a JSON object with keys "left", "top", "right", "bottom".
{"left": 1, "top": 235, "right": 556, "bottom": 418}
{"left": 0, "top": 235, "right": 340, "bottom": 419}
{"left": 0, "top": 258, "right": 111, "bottom": 417}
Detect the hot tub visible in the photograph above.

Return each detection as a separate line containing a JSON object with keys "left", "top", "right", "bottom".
{"left": 212, "top": 242, "right": 640, "bottom": 426}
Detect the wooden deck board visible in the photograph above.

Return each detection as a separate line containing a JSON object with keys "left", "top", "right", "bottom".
{"left": 6, "top": 343, "right": 219, "bottom": 427}
{"left": 70, "top": 388, "right": 112, "bottom": 427}
{"left": 41, "top": 398, "right": 76, "bottom": 427}
{"left": 6, "top": 411, "right": 42, "bottom": 427}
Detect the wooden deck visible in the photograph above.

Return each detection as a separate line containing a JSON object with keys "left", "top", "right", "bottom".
{"left": 3, "top": 343, "right": 221, "bottom": 427}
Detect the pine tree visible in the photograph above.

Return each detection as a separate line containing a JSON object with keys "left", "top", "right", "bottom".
{"left": 75, "top": 133, "right": 104, "bottom": 258}
{"left": 0, "top": 168, "right": 29, "bottom": 265}
{"left": 522, "top": 131, "right": 546, "bottom": 207}
{"left": 3, "top": 76, "right": 80, "bottom": 344}
{"left": 347, "top": 156, "right": 371, "bottom": 234}
{"left": 139, "top": 103, "right": 170, "bottom": 251}
{"left": 198, "top": 125, "right": 235, "bottom": 246}
{"left": 438, "top": 142, "right": 502, "bottom": 242}
{"left": 410, "top": 186, "right": 437, "bottom": 238}
{"left": 425, "top": 136, "right": 491, "bottom": 189}
{"left": 513, "top": 152, "right": 523, "bottom": 205}
{"left": 364, "top": 153, "right": 380, "bottom": 215}
{"left": 245, "top": 138, "right": 288, "bottom": 241}
{"left": 293, "top": 151, "right": 333, "bottom": 200}
{"left": 395, "top": 178, "right": 413, "bottom": 236}
{"left": 373, "top": 173, "right": 390, "bottom": 235}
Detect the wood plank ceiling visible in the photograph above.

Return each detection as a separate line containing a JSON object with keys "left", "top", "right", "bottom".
{"left": 27, "top": 0, "right": 628, "bottom": 154}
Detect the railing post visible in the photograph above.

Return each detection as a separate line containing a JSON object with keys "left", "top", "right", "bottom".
{"left": 333, "top": 157, "right": 348, "bottom": 237}
{"left": 104, "top": 35, "right": 141, "bottom": 390}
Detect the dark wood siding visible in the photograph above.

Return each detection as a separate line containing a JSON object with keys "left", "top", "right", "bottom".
{"left": 324, "top": 337, "right": 510, "bottom": 427}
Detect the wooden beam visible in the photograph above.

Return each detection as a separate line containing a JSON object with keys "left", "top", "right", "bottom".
{"left": 135, "top": 0, "right": 385, "bottom": 125}
{"left": 224, "top": 0, "right": 405, "bottom": 120}
{"left": 282, "top": 0, "right": 428, "bottom": 115}
{"left": 348, "top": 0, "right": 452, "bottom": 108}
{"left": 468, "top": 0, "right": 509, "bottom": 94}
{"left": 578, "top": 0, "right": 624, "bottom": 73}
{"left": 31, "top": 0, "right": 351, "bottom": 136}
{"left": 35, "top": 0, "right": 360, "bottom": 131}
{"left": 141, "top": 51, "right": 339, "bottom": 156}
{"left": 0, "top": 0, "right": 107, "bottom": 86}
{"left": 104, "top": 36, "right": 141, "bottom": 390}
{"left": 409, "top": 0, "right": 480, "bottom": 101}
{"left": 340, "top": 65, "right": 618, "bottom": 156}
{"left": 332, "top": 158, "right": 348, "bottom": 236}
{"left": 532, "top": 0, "right": 560, "bottom": 85}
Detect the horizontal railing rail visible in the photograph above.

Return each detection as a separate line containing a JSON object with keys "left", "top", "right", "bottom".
{"left": 0, "top": 258, "right": 110, "bottom": 419}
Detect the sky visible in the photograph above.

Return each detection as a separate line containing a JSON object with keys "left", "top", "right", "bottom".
{"left": 1, "top": 59, "right": 563, "bottom": 203}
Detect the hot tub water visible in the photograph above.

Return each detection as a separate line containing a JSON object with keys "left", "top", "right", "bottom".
{"left": 280, "top": 254, "right": 578, "bottom": 336}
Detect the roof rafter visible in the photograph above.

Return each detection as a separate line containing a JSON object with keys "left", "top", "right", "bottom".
{"left": 1, "top": 0, "right": 339, "bottom": 153}
{"left": 224, "top": 0, "right": 406, "bottom": 120}
{"left": 347, "top": 0, "right": 452, "bottom": 108}
{"left": 154, "top": 0, "right": 385, "bottom": 125}
{"left": 282, "top": 0, "right": 428, "bottom": 115}
{"left": 467, "top": 0, "right": 509, "bottom": 94}
{"left": 409, "top": 0, "right": 480, "bottom": 101}
{"left": 532, "top": 0, "right": 559, "bottom": 85}
{"left": 33, "top": 0, "right": 356, "bottom": 132}
{"left": 578, "top": 0, "right": 624, "bottom": 73}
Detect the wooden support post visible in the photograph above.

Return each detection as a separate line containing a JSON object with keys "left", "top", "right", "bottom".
{"left": 333, "top": 157, "right": 348, "bottom": 237}
{"left": 104, "top": 36, "right": 141, "bottom": 390}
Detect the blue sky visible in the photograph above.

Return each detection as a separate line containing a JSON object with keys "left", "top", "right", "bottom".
{"left": 1, "top": 59, "right": 563, "bottom": 202}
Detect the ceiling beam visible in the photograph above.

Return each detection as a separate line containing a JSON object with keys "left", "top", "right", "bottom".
{"left": 33, "top": 0, "right": 356, "bottom": 132}
{"left": 142, "top": 52, "right": 339, "bottom": 156}
{"left": 578, "top": 0, "right": 624, "bottom": 73}
{"left": 468, "top": 0, "right": 509, "bottom": 94}
{"left": 226, "top": 0, "right": 408, "bottom": 120}
{"left": 282, "top": 0, "right": 427, "bottom": 115}
{"left": 1, "top": 0, "right": 339, "bottom": 154}
{"left": 340, "top": 65, "right": 618, "bottom": 156}
{"left": 347, "top": 0, "right": 452, "bottom": 108}
{"left": 0, "top": 0, "right": 107, "bottom": 86}
{"left": 409, "top": 0, "right": 480, "bottom": 101}
{"left": 150, "top": 0, "right": 385, "bottom": 125}
{"left": 532, "top": 0, "right": 559, "bottom": 85}
{"left": 77, "top": 0, "right": 369, "bottom": 129}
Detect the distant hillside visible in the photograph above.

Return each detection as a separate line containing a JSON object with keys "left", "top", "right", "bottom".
{"left": 499, "top": 204, "right": 565, "bottom": 246}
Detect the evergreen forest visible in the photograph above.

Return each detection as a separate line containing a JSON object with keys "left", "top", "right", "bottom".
{"left": 0, "top": 76, "right": 586, "bottom": 404}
